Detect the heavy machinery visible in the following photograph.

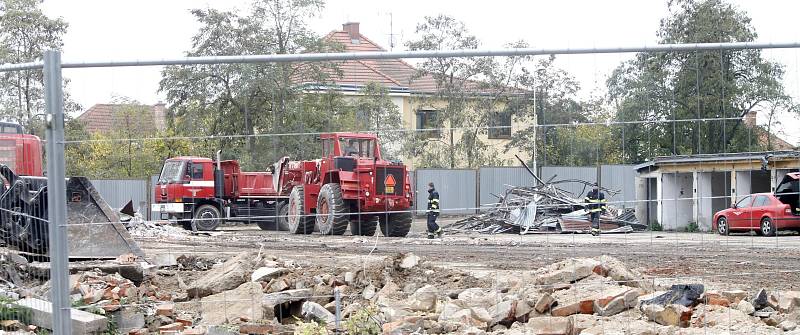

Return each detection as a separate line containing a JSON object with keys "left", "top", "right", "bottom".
{"left": 153, "top": 132, "right": 414, "bottom": 237}
{"left": 0, "top": 123, "right": 143, "bottom": 258}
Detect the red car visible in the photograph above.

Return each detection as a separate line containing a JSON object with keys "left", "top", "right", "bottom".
{"left": 713, "top": 173, "right": 800, "bottom": 236}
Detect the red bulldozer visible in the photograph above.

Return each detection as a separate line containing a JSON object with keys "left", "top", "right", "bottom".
{"left": 153, "top": 133, "right": 414, "bottom": 237}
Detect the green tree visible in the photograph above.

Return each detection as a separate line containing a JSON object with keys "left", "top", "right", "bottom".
{"left": 350, "top": 82, "right": 406, "bottom": 159}
{"left": 405, "top": 15, "right": 531, "bottom": 168}
{"left": 607, "top": 0, "right": 796, "bottom": 162}
{"left": 507, "top": 56, "right": 593, "bottom": 166}
{"left": 159, "top": 0, "right": 343, "bottom": 169}
{"left": 0, "top": 0, "right": 80, "bottom": 135}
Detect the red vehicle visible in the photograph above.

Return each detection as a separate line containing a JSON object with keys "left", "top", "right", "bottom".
{"left": 713, "top": 173, "right": 800, "bottom": 236}
{"left": 0, "top": 122, "right": 43, "bottom": 177}
{"left": 152, "top": 133, "right": 414, "bottom": 237}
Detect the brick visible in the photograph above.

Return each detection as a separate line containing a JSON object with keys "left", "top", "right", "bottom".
{"left": 156, "top": 303, "right": 175, "bottom": 317}
{"left": 159, "top": 322, "right": 185, "bottom": 333}
{"left": 181, "top": 327, "right": 206, "bottom": 335}
{"left": 527, "top": 316, "right": 573, "bottom": 335}
{"left": 128, "top": 328, "right": 148, "bottom": 335}
{"left": 238, "top": 324, "right": 275, "bottom": 334}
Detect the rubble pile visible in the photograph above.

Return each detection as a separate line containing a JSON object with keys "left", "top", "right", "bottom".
{"left": 5, "top": 250, "right": 800, "bottom": 334}
{"left": 448, "top": 180, "right": 645, "bottom": 235}
{"left": 124, "top": 215, "right": 191, "bottom": 239}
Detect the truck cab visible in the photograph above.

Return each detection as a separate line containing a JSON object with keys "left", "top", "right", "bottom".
{"left": 153, "top": 156, "right": 218, "bottom": 228}
{"left": 0, "top": 122, "right": 43, "bottom": 177}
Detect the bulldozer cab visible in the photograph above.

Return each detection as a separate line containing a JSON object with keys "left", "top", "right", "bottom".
{"left": 321, "top": 133, "right": 382, "bottom": 160}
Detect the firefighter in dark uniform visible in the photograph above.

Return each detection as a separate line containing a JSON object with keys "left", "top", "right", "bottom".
{"left": 427, "top": 182, "right": 443, "bottom": 239}
{"left": 586, "top": 184, "right": 607, "bottom": 236}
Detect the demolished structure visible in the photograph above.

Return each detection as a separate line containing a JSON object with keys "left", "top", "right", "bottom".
{"left": 448, "top": 176, "right": 644, "bottom": 235}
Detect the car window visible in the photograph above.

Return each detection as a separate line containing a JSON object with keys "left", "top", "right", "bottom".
{"left": 753, "top": 196, "right": 769, "bottom": 207}
{"left": 736, "top": 196, "right": 752, "bottom": 208}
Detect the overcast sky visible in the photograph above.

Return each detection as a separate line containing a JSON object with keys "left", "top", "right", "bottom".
{"left": 41, "top": 0, "right": 800, "bottom": 144}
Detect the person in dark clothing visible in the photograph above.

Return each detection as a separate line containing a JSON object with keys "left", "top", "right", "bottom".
{"left": 427, "top": 182, "right": 443, "bottom": 239}
{"left": 343, "top": 139, "right": 359, "bottom": 156}
{"left": 585, "top": 184, "right": 607, "bottom": 236}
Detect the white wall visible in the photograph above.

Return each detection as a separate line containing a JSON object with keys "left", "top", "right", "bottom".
{"left": 695, "top": 172, "right": 713, "bottom": 231}
{"left": 660, "top": 172, "right": 694, "bottom": 230}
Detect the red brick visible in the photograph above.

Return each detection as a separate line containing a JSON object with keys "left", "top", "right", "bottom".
{"left": 156, "top": 303, "right": 175, "bottom": 317}
{"left": 158, "top": 322, "right": 184, "bottom": 333}
{"left": 238, "top": 324, "right": 275, "bottom": 334}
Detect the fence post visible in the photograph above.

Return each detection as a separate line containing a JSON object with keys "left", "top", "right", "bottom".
{"left": 44, "top": 50, "right": 72, "bottom": 335}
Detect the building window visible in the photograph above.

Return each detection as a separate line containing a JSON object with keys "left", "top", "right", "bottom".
{"left": 415, "top": 109, "right": 440, "bottom": 138}
{"left": 488, "top": 111, "right": 512, "bottom": 139}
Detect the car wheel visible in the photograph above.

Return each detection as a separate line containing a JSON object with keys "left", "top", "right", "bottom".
{"left": 760, "top": 217, "right": 776, "bottom": 237}
{"left": 716, "top": 217, "right": 729, "bottom": 236}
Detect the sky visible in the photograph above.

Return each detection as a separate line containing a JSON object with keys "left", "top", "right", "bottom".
{"left": 40, "top": 0, "right": 800, "bottom": 144}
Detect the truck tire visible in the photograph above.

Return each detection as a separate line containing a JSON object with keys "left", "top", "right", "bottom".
{"left": 351, "top": 215, "right": 378, "bottom": 236}
{"left": 316, "top": 184, "right": 349, "bottom": 235}
{"left": 255, "top": 202, "right": 289, "bottom": 231}
{"left": 378, "top": 212, "right": 412, "bottom": 237}
{"left": 193, "top": 204, "right": 221, "bottom": 231}
{"left": 288, "top": 186, "right": 314, "bottom": 234}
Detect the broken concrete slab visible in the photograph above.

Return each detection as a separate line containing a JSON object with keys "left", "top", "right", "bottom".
{"left": 250, "top": 267, "right": 289, "bottom": 282}
{"left": 407, "top": 285, "right": 438, "bottom": 312}
{"left": 534, "top": 293, "right": 555, "bottom": 313}
{"left": 550, "top": 282, "right": 630, "bottom": 317}
{"left": 525, "top": 316, "right": 573, "bottom": 335}
{"left": 641, "top": 303, "right": 691, "bottom": 327}
{"left": 187, "top": 252, "right": 260, "bottom": 298}
{"left": 301, "top": 301, "right": 335, "bottom": 324}
{"left": 399, "top": 253, "right": 420, "bottom": 269}
{"left": 458, "top": 288, "right": 500, "bottom": 308}
{"left": 16, "top": 297, "right": 108, "bottom": 334}
{"left": 199, "top": 282, "right": 264, "bottom": 325}
{"left": 529, "top": 258, "right": 600, "bottom": 286}
{"left": 737, "top": 299, "right": 755, "bottom": 315}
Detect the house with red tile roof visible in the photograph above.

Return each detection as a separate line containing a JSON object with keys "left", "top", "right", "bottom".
{"left": 311, "top": 22, "right": 529, "bottom": 168}
{"left": 76, "top": 103, "right": 167, "bottom": 134}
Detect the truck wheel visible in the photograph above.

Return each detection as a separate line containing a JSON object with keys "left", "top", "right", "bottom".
{"left": 288, "top": 186, "right": 314, "bottom": 234}
{"left": 316, "top": 184, "right": 350, "bottom": 235}
{"left": 255, "top": 203, "right": 289, "bottom": 231}
{"left": 351, "top": 215, "right": 378, "bottom": 236}
{"left": 193, "top": 204, "right": 221, "bottom": 231}
{"left": 378, "top": 212, "right": 412, "bottom": 237}
{"left": 760, "top": 217, "right": 776, "bottom": 237}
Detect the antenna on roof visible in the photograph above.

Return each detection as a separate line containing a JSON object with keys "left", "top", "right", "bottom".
{"left": 388, "top": 12, "right": 396, "bottom": 51}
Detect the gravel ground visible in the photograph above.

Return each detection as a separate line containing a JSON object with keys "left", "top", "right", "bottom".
{"left": 134, "top": 217, "right": 800, "bottom": 291}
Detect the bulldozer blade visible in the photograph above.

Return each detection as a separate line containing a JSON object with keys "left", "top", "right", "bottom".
{"left": 65, "top": 177, "right": 145, "bottom": 259}
{"left": 120, "top": 200, "right": 135, "bottom": 217}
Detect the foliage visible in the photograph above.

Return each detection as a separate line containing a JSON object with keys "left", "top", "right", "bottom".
{"left": 293, "top": 318, "right": 328, "bottom": 335}
{"left": 684, "top": 221, "right": 700, "bottom": 232}
{"left": 65, "top": 97, "right": 191, "bottom": 179}
{"left": 607, "top": 0, "right": 796, "bottom": 163}
{"left": 405, "top": 15, "right": 533, "bottom": 168}
{"left": 349, "top": 83, "right": 406, "bottom": 160}
{"left": 0, "top": 0, "right": 81, "bottom": 135}
{"left": 159, "top": 0, "right": 346, "bottom": 170}
{"left": 648, "top": 220, "right": 664, "bottom": 231}
{"left": 0, "top": 296, "right": 32, "bottom": 325}
{"left": 343, "top": 306, "right": 381, "bottom": 335}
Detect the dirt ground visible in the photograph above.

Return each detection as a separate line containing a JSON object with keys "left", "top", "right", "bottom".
{"left": 133, "top": 217, "right": 800, "bottom": 293}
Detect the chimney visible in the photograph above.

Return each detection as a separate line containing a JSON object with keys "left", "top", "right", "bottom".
{"left": 743, "top": 110, "right": 757, "bottom": 127}
{"left": 153, "top": 102, "right": 167, "bottom": 131}
{"left": 343, "top": 22, "right": 360, "bottom": 42}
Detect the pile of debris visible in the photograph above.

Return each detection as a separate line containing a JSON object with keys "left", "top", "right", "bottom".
{"left": 124, "top": 215, "right": 192, "bottom": 239}
{"left": 447, "top": 179, "right": 644, "bottom": 235}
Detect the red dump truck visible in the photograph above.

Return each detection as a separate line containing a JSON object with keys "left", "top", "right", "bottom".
{"left": 152, "top": 133, "right": 414, "bottom": 237}
{"left": 0, "top": 121, "right": 43, "bottom": 176}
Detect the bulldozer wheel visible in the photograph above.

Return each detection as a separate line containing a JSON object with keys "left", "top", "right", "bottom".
{"left": 316, "top": 184, "right": 350, "bottom": 235}
{"left": 287, "top": 186, "right": 314, "bottom": 234}
{"left": 351, "top": 215, "right": 378, "bottom": 236}
{"left": 378, "top": 211, "right": 412, "bottom": 237}
{"left": 193, "top": 204, "right": 221, "bottom": 231}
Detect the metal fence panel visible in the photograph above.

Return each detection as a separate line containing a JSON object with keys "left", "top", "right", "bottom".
{"left": 90, "top": 179, "right": 149, "bottom": 214}
{"left": 414, "top": 169, "right": 478, "bottom": 215}
{"left": 601, "top": 165, "right": 638, "bottom": 208}
{"left": 478, "top": 167, "right": 536, "bottom": 208}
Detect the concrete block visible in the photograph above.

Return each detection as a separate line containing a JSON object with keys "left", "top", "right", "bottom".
{"left": 16, "top": 297, "right": 108, "bottom": 334}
